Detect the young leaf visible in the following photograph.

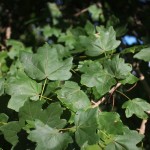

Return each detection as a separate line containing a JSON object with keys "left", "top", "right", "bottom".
{"left": 0, "top": 121, "right": 21, "bottom": 148}
{"left": 6, "top": 71, "right": 42, "bottom": 111}
{"left": 122, "top": 98, "right": 150, "bottom": 119}
{"left": 105, "top": 130, "right": 144, "bottom": 150}
{"left": 104, "top": 55, "right": 132, "bottom": 79}
{"left": 134, "top": 47, "right": 150, "bottom": 62}
{"left": 78, "top": 60, "right": 116, "bottom": 96}
{"left": 75, "top": 108, "right": 99, "bottom": 147}
{"left": 0, "top": 78, "right": 5, "bottom": 96}
{"left": 28, "top": 120, "right": 72, "bottom": 150}
{"left": 19, "top": 101, "right": 66, "bottom": 129}
{"left": 84, "top": 26, "right": 120, "bottom": 56}
{"left": 0, "top": 113, "right": 8, "bottom": 127}
{"left": 20, "top": 44, "right": 73, "bottom": 80}
{"left": 57, "top": 81, "right": 91, "bottom": 112}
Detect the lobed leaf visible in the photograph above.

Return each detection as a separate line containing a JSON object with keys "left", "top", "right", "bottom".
{"left": 104, "top": 55, "right": 132, "bottom": 79}
{"left": 19, "top": 101, "right": 66, "bottom": 129}
{"left": 122, "top": 98, "right": 150, "bottom": 119}
{"left": 57, "top": 81, "right": 91, "bottom": 112}
{"left": 20, "top": 44, "right": 73, "bottom": 80}
{"left": 78, "top": 60, "right": 116, "bottom": 96}
{"left": 6, "top": 71, "right": 42, "bottom": 111}
{"left": 28, "top": 120, "right": 72, "bottom": 150}
{"left": 105, "top": 130, "right": 144, "bottom": 150}
{"left": 0, "top": 121, "right": 21, "bottom": 147}
{"left": 83, "top": 26, "right": 120, "bottom": 56}
{"left": 75, "top": 108, "right": 99, "bottom": 147}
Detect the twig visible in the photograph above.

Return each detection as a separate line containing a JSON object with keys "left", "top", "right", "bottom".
{"left": 92, "top": 83, "right": 121, "bottom": 108}
{"left": 138, "top": 120, "right": 147, "bottom": 134}
{"left": 74, "top": 8, "right": 88, "bottom": 17}
{"left": 135, "top": 62, "right": 150, "bottom": 98}
{"left": 126, "top": 83, "right": 137, "bottom": 92}
{"left": 5, "top": 26, "right": 11, "bottom": 40}
{"left": 134, "top": 63, "right": 150, "bottom": 135}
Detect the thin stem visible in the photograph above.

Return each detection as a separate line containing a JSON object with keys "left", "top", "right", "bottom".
{"left": 99, "top": 130, "right": 110, "bottom": 139}
{"left": 58, "top": 126, "right": 76, "bottom": 132}
{"left": 39, "top": 95, "right": 52, "bottom": 101}
{"left": 116, "top": 90, "right": 130, "bottom": 100}
{"left": 40, "top": 78, "right": 47, "bottom": 100}
{"left": 0, "top": 122, "right": 7, "bottom": 125}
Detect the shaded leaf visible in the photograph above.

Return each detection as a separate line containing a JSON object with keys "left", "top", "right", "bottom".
{"left": 98, "top": 112, "right": 125, "bottom": 135}
{"left": 120, "top": 73, "right": 139, "bottom": 85}
{"left": 19, "top": 101, "right": 66, "bottom": 129}
{"left": 7, "top": 39, "right": 25, "bottom": 59}
{"left": 122, "top": 98, "right": 150, "bottom": 119}
{"left": 57, "top": 81, "right": 91, "bottom": 112}
{"left": 75, "top": 108, "right": 99, "bottom": 147}
{"left": 28, "top": 120, "right": 72, "bottom": 150}
{"left": 20, "top": 44, "right": 73, "bottom": 80}
{"left": 0, "top": 78, "right": 5, "bottom": 96}
{"left": 0, "top": 121, "right": 21, "bottom": 147}
{"left": 105, "top": 130, "right": 144, "bottom": 150}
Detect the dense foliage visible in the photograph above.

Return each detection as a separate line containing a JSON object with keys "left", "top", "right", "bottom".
{"left": 0, "top": 0, "right": 150, "bottom": 149}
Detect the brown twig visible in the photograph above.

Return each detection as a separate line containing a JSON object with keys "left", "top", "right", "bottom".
{"left": 92, "top": 83, "right": 121, "bottom": 108}
{"left": 126, "top": 82, "right": 137, "bottom": 92}
{"left": 134, "top": 62, "right": 150, "bottom": 98}
{"left": 138, "top": 119, "right": 147, "bottom": 134}
{"left": 5, "top": 26, "right": 11, "bottom": 40}
{"left": 74, "top": 8, "right": 88, "bottom": 17}
{"left": 134, "top": 63, "right": 150, "bottom": 135}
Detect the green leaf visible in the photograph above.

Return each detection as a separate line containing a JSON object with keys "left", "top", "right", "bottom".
{"left": 58, "top": 30, "right": 77, "bottom": 49}
{"left": 28, "top": 120, "right": 72, "bottom": 150}
{"left": 88, "top": 4, "right": 102, "bottom": 21}
{"left": 6, "top": 72, "right": 42, "bottom": 111}
{"left": 78, "top": 60, "right": 116, "bottom": 96}
{"left": 20, "top": 44, "right": 73, "bottom": 80}
{"left": 122, "top": 98, "right": 150, "bottom": 119}
{"left": 6, "top": 39, "right": 25, "bottom": 59}
{"left": 85, "top": 21, "right": 95, "bottom": 35}
{"left": 75, "top": 108, "right": 99, "bottom": 147}
{"left": 120, "top": 73, "right": 139, "bottom": 85}
{"left": 57, "top": 81, "right": 91, "bottom": 112}
{"left": 98, "top": 112, "right": 125, "bottom": 135}
{"left": 134, "top": 47, "right": 150, "bottom": 62}
{"left": 81, "top": 143, "right": 102, "bottom": 150}
{"left": 0, "top": 121, "right": 21, "bottom": 147}
{"left": 84, "top": 26, "right": 120, "bottom": 56}
{"left": 105, "top": 130, "right": 144, "bottom": 150}
{"left": 0, "top": 113, "right": 8, "bottom": 127}
{"left": 0, "top": 78, "right": 5, "bottom": 96}
{"left": 42, "top": 25, "right": 61, "bottom": 38}
{"left": 104, "top": 55, "right": 132, "bottom": 79}
{"left": 19, "top": 101, "right": 66, "bottom": 129}
{"left": 121, "top": 45, "right": 147, "bottom": 54}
